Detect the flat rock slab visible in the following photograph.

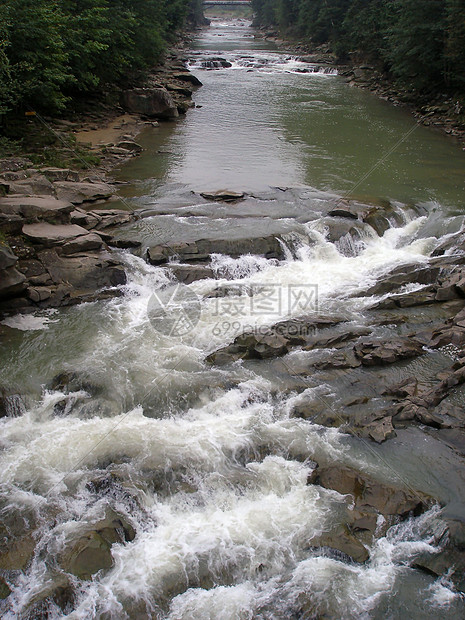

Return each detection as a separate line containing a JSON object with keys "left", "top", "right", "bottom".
{"left": 1, "top": 195, "right": 74, "bottom": 222}
{"left": 200, "top": 190, "right": 245, "bottom": 202}
{"left": 23, "top": 223, "right": 89, "bottom": 246}
{"left": 53, "top": 181, "right": 114, "bottom": 205}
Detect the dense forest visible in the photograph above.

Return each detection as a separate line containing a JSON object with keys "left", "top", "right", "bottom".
{"left": 252, "top": 0, "right": 465, "bottom": 98}
{"left": 0, "top": 0, "right": 204, "bottom": 117}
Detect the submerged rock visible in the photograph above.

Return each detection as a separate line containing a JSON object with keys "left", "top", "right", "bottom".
{"left": 200, "top": 190, "right": 245, "bottom": 202}
{"left": 353, "top": 336, "right": 424, "bottom": 366}
{"left": 59, "top": 508, "right": 135, "bottom": 580}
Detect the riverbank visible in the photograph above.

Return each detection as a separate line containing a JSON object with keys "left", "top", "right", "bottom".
{"left": 0, "top": 48, "right": 203, "bottom": 317}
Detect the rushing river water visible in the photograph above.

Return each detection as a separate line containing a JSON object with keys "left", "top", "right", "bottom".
{"left": 1, "top": 18, "right": 465, "bottom": 619}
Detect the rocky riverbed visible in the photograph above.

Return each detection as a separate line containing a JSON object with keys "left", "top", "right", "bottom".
{"left": 1, "top": 20, "right": 465, "bottom": 619}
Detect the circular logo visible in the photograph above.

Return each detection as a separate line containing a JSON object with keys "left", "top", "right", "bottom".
{"left": 147, "top": 284, "right": 201, "bottom": 337}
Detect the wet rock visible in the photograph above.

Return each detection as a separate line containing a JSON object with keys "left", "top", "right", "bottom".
{"left": 59, "top": 508, "right": 135, "bottom": 580}
{"left": 413, "top": 518, "right": 465, "bottom": 592}
{"left": 25, "top": 574, "right": 75, "bottom": 615}
{"left": 48, "top": 371, "right": 106, "bottom": 396}
{"left": 207, "top": 329, "right": 290, "bottom": 364}
{"left": 116, "top": 140, "right": 143, "bottom": 153}
{"left": 147, "top": 236, "right": 285, "bottom": 265}
{"left": 0, "top": 386, "right": 25, "bottom": 417}
{"left": 200, "top": 190, "right": 245, "bottom": 202}
{"left": 0, "top": 532, "right": 36, "bottom": 570}
{"left": 354, "top": 336, "right": 424, "bottom": 366}
{"left": 23, "top": 223, "right": 89, "bottom": 247}
{"left": 363, "top": 265, "right": 441, "bottom": 297}
{"left": 120, "top": 87, "right": 179, "bottom": 119}
{"left": 38, "top": 248, "right": 126, "bottom": 291}
{"left": 366, "top": 416, "right": 397, "bottom": 443}
{"left": 312, "top": 464, "right": 430, "bottom": 520}
{"left": 309, "top": 524, "right": 370, "bottom": 563}
{"left": 173, "top": 72, "right": 203, "bottom": 86}
{"left": 167, "top": 264, "right": 215, "bottom": 284}
{"left": 53, "top": 181, "right": 114, "bottom": 205}
{"left": 303, "top": 326, "right": 371, "bottom": 350}
{"left": 0, "top": 576, "right": 11, "bottom": 600}
{"left": 313, "top": 350, "right": 362, "bottom": 370}
{"left": 363, "top": 203, "right": 404, "bottom": 236}
{"left": 1, "top": 195, "right": 74, "bottom": 223}
{"left": 27, "top": 286, "right": 52, "bottom": 303}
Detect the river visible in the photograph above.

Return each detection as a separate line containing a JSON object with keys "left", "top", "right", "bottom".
{"left": 1, "top": 17, "right": 465, "bottom": 619}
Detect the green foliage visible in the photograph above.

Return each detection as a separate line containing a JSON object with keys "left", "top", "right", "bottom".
{"left": 0, "top": 0, "right": 200, "bottom": 119}
{"left": 252, "top": 0, "right": 465, "bottom": 97}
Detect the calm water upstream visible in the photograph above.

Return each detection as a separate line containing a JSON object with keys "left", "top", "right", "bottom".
{"left": 1, "top": 17, "right": 465, "bottom": 619}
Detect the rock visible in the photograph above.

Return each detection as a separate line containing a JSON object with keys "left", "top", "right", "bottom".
{"left": 0, "top": 577, "right": 11, "bottom": 600}
{"left": 70, "top": 209, "right": 101, "bottom": 229}
{"left": 309, "top": 524, "right": 369, "bottom": 563}
{"left": 27, "top": 286, "right": 52, "bottom": 303}
{"left": 53, "top": 181, "right": 114, "bottom": 205}
{"left": 0, "top": 157, "right": 34, "bottom": 172}
{"left": 0, "top": 195, "right": 74, "bottom": 222}
{"left": 7, "top": 174, "right": 55, "bottom": 196}
{"left": 40, "top": 167, "right": 80, "bottom": 182}
{"left": 167, "top": 264, "right": 215, "bottom": 284}
{"left": 0, "top": 265, "right": 27, "bottom": 299}
{"left": 366, "top": 417, "right": 397, "bottom": 443}
{"left": 173, "top": 72, "right": 203, "bottom": 86}
{"left": 371, "top": 286, "right": 438, "bottom": 309}
{"left": 313, "top": 350, "right": 362, "bottom": 370}
{"left": 0, "top": 245, "right": 18, "bottom": 270}
{"left": 147, "top": 236, "right": 285, "bottom": 265}
{"left": 413, "top": 518, "right": 465, "bottom": 592}
{"left": 207, "top": 329, "right": 290, "bottom": 364}
{"left": 91, "top": 209, "right": 133, "bottom": 229}
{"left": 0, "top": 386, "right": 25, "bottom": 417}
{"left": 107, "top": 237, "right": 141, "bottom": 249}
{"left": 354, "top": 337, "right": 424, "bottom": 366}
{"left": 48, "top": 370, "right": 106, "bottom": 396}
{"left": 0, "top": 182, "right": 9, "bottom": 196}
{"left": 22, "top": 223, "right": 89, "bottom": 246}
{"left": 363, "top": 265, "right": 441, "bottom": 297}
{"left": 312, "top": 465, "right": 430, "bottom": 519}
{"left": 120, "top": 87, "right": 179, "bottom": 119}
{"left": 0, "top": 532, "right": 36, "bottom": 570}
{"left": 116, "top": 141, "right": 143, "bottom": 152}
{"left": 59, "top": 509, "right": 135, "bottom": 580}
{"left": 303, "top": 326, "right": 371, "bottom": 350}
{"left": 61, "top": 233, "right": 104, "bottom": 255}
{"left": 38, "top": 249, "right": 126, "bottom": 291}
{"left": 0, "top": 213, "right": 23, "bottom": 235}
{"left": 363, "top": 204, "right": 403, "bottom": 236}
{"left": 200, "top": 190, "right": 245, "bottom": 202}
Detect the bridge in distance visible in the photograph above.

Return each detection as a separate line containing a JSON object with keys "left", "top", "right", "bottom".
{"left": 204, "top": 1, "right": 252, "bottom": 5}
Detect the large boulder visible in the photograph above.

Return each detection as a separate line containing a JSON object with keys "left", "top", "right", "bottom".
{"left": 120, "top": 87, "right": 179, "bottom": 119}
{"left": 53, "top": 181, "right": 114, "bottom": 205}
{"left": 0, "top": 195, "right": 74, "bottom": 223}
{"left": 59, "top": 509, "right": 135, "bottom": 580}
{"left": 38, "top": 249, "right": 126, "bottom": 290}
{"left": 311, "top": 464, "right": 430, "bottom": 520}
